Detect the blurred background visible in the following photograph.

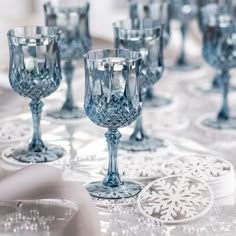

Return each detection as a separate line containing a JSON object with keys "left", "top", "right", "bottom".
{"left": 0, "top": 0, "right": 128, "bottom": 66}
{"left": 0, "top": 0, "right": 202, "bottom": 72}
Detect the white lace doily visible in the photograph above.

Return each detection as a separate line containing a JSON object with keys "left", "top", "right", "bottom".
{"left": 162, "top": 154, "right": 234, "bottom": 184}
{"left": 101, "top": 153, "right": 165, "bottom": 181}
{"left": 147, "top": 111, "right": 189, "bottom": 131}
{"left": 0, "top": 119, "right": 31, "bottom": 145}
{"left": 137, "top": 175, "right": 214, "bottom": 224}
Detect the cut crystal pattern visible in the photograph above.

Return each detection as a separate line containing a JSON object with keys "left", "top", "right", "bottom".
{"left": 84, "top": 55, "right": 142, "bottom": 129}
{"left": 86, "top": 95, "right": 140, "bottom": 129}
{"left": 86, "top": 181, "right": 142, "bottom": 200}
{"left": 138, "top": 175, "right": 213, "bottom": 224}
{"left": 10, "top": 63, "right": 61, "bottom": 100}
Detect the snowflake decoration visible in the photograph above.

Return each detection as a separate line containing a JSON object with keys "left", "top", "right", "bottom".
{"left": 102, "top": 154, "right": 165, "bottom": 181}
{"left": 137, "top": 175, "right": 213, "bottom": 224}
{"left": 162, "top": 154, "right": 233, "bottom": 181}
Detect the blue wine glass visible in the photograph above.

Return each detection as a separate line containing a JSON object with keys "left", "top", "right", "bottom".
{"left": 128, "top": 0, "right": 170, "bottom": 47}
{"left": 197, "top": 0, "right": 236, "bottom": 94}
{"left": 84, "top": 49, "right": 143, "bottom": 199}
{"left": 201, "top": 2, "right": 236, "bottom": 129}
{"left": 169, "top": 0, "right": 200, "bottom": 71}
{"left": 113, "top": 19, "right": 164, "bottom": 152}
{"left": 7, "top": 26, "right": 65, "bottom": 163}
{"left": 128, "top": 0, "right": 172, "bottom": 108}
{"left": 44, "top": 1, "right": 91, "bottom": 120}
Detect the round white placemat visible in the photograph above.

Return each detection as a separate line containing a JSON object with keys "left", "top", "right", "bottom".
{"left": 137, "top": 175, "right": 214, "bottom": 224}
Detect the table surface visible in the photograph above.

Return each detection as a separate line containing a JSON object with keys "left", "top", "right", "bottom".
{"left": 0, "top": 35, "right": 236, "bottom": 236}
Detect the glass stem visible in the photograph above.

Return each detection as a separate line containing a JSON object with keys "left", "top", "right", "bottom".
{"left": 103, "top": 129, "right": 122, "bottom": 187}
{"left": 146, "top": 87, "right": 154, "bottom": 100}
{"left": 212, "top": 70, "right": 221, "bottom": 89}
{"left": 62, "top": 61, "right": 75, "bottom": 111}
{"left": 130, "top": 112, "right": 146, "bottom": 141}
{"left": 217, "top": 70, "right": 230, "bottom": 120}
{"left": 28, "top": 99, "right": 45, "bottom": 152}
{"left": 177, "top": 23, "right": 187, "bottom": 66}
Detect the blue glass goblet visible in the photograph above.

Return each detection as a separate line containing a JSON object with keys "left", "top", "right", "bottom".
{"left": 44, "top": 1, "right": 91, "bottom": 120}
{"left": 169, "top": 0, "right": 200, "bottom": 71}
{"left": 84, "top": 49, "right": 143, "bottom": 199}
{"left": 113, "top": 19, "right": 164, "bottom": 151}
{"left": 128, "top": 0, "right": 170, "bottom": 47}
{"left": 7, "top": 26, "right": 64, "bottom": 163}
{"left": 128, "top": 0, "right": 172, "bottom": 108}
{"left": 201, "top": 3, "right": 236, "bottom": 129}
{"left": 197, "top": 1, "right": 236, "bottom": 94}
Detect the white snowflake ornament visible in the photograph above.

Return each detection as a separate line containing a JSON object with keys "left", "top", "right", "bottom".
{"left": 161, "top": 154, "right": 235, "bottom": 199}
{"left": 137, "top": 175, "right": 214, "bottom": 224}
{"left": 162, "top": 154, "right": 234, "bottom": 182}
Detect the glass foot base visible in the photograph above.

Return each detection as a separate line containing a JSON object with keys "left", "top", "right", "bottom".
{"left": 201, "top": 117, "right": 236, "bottom": 130}
{"left": 86, "top": 181, "right": 142, "bottom": 200}
{"left": 196, "top": 83, "right": 236, "bottom": 94}
{"left": 167, "top": 63, "right": 201, "bottom": 72}
{"left": 47, "top": 107, "right": 85, "bottom": 120}
{"left": 120, "top": 136, "right": 164, "bottom": 152}
{"left": 91, "top": 194, "right": 139, "bottom": 207}
{"left": 144, "top": 95, "right": 172, "bottom": 108}
{"left": 2, "top": 144, "right": 65, "bottom": 163}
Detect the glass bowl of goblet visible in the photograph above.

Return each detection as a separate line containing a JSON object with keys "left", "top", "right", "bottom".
{"left": 44, "top": 0, "right": 91, "bottom": 120}
{"left": 196, "top": 1, "right": 236, "bottom": 94}
{"left": 169, "top": 0, "right": 200, "bottom": 71}
{"left": 128, "top": 0, "right": 173, "bottom": 108}
{"left": 200, "top": 2, "right": 236, "bottom": 130}
{"left": 83, "top": 48, "right": 143, "bottom": 200}
{"left": 6, "top": 26, "right": 65, "bottom": 163}
{"left": 113, "top": 19, "right": 165, "bottom": 152}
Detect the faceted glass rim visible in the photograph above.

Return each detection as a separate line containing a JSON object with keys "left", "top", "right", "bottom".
{"left": 113, "top": 18, "right": 163, "bottom": 34}
{"left": 83, "top": 48, "right": 142, "bottom": 63}
{"left": 44, "top": 0, "right": 89, "bottom": 13}
{"left": 7, "top": 26, "right": 61, "bottom": 40}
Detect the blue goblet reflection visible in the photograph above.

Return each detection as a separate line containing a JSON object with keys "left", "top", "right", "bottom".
{"left": 170, "top": 0, "right": 200, "bottom": 71}
{"left": 44, "top": 1, "right": 91, "bottom": 120}
{"left": 128, "top": 0, "right": 172, "bottom": 108}
{"left": 84, "top": 49, "right": 143, "bottom": 199}
{"left": 113, "top": 19, "right": 164, "bottom": 151}
{"left": 7, "top": 26, "right": 64, "bottom": 163}
{"left": 201, "top": 3, "right": 236, "bottom": 129}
